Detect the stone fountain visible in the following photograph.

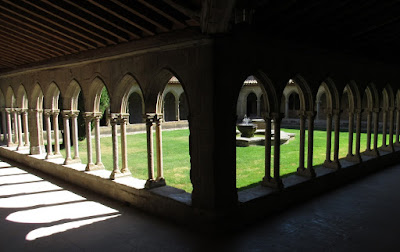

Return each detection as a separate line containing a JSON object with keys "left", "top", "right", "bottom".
{"left": 237, "top": 115, "right": 257, "bottom": 137}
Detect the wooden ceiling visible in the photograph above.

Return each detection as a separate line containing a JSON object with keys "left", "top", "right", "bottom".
{"left": 0, "top": 0, "right": 200, "bottom": 71}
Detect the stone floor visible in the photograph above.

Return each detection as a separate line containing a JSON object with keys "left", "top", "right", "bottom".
{"left": 1, "top": 159, "right": 400, "bottom": 251}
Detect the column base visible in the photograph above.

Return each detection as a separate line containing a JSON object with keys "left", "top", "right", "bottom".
{"left": 64, "top": 157, "right": 81, "bottom": 165}
{"left": 145, "top": 178, "right": 166, "bottom": 189}
{"left": 30, "top": 145, "right": 45, "bottom": 155}
{"left": 95, "top": 162, "right": 105, "bottom": 170}
{"left": 363, "top": 149, "right": 380, "bottom": 157}
{"left": 45, "top": 152, "right": 54, "bottom": 159}
{"left": 85, "top": 163, "right": 99, "bottom": 171}
{"left": 109, "top": 169, "right": 131, "bottom": 180}
{"left": 379, "top": 145, "right": 395, "bottom": 153}
{"left": 296, "top": 167, "right": 316, "bottom": 178}
{"left": 17, "top": 145, "right": 29, "bottom": 151}
{"left": 323, "top": 160, "right": 341, "bottom": 170}
{"left": 261, "top": 176, "right": 283, "bottom": 189}
{"left": 345, "top": 154, "right": 362, "bottom": 163}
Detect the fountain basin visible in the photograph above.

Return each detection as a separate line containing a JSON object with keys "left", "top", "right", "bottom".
{"left": 237, "top": 124, "right": 257, "bottom": 138}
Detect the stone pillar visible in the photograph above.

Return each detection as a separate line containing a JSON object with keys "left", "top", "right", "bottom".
{"left": 1, "top": 109, "right": 7, "bottom": 143}
{"left": 13, "top": 109, "right": 18, "bottom": 145}
{"left": 271, "top": 113, "right": 283, "bottom": 189}
{"left": 332, "top": 110, "right": 341, "bottom": 169}
{"left": 382, "top": 109, "right": 387, "bottom": 148}
{"left": 110, "top": 116, "right": 120, "bottom": 180}
{"left": 262, "top": 114, "right": 273, "bottom": 187}
{"left": 62, "top": 111, "right": 72, "bottom": 164}
{"left": 71, "top": 111, "right": 80, "bottom": 161}
{"left": 16, "top": 109, "right": 23, "bottom": 150}
{"left": 83, "top": 112, "right": 95, "bottom": 171}
{"left": 5, "top": 108, "right": 12, "bottom": 146}
{"left": 120, "top": 114, "right": 130, "bottom": 174}
{"left": 94, "top": 113, "right": 104, "bottom": 168}
{"left": 155, "top": 114, "right": 165, "bottom": 184}
{"left": 316, "top": 100, "right": 321, "bottom": 120}
{"left": 373, "top": 108, "right": 380, "bottom": 156}
{"left": 29, "top": 108, "right": 45, "bottom": 155}
{"left": 52, "top": 110, "right": 61, "bottom": 155}
{"left": 44, "top": 110, "right": 53, "bottom": 158}
{"left": 323, "top": 113, "right": 332, "bottom": 167}
{"left": 256, "top": 98, "right": 261, "bottom": 117}
{"left": 298, "top": 111, "right": 316, "bottom": 178}
{"left": 354, "top": 109, "right": 362, "bottom": 162}
{"left": 346, "top": 111, "right": 354, "bottom": 160}
{"left": 297, "top": 111, "right": 306, "bottom": 173}
{"left": 22, "top": 110, "right": 29, "bottom": 146}
{"left": 285, "top": 96, "right": 289, "bottom": 118}
{"left": 366, "top": 110, "right": 372, "bottom": 152}
{"left": 395, "top": 108, "right": 400, "bottom": 146}
{"left": 145, "top": 114, "right": 155, "bottom": 187}
{"left": 175, "top": 98, "right": 180, "bottom": 121}
{"left": 388, "top": 107, "right": 395, "bottom": 152}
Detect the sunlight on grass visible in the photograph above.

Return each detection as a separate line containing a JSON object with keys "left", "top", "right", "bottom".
{"left": 59, "top": 128, "right": 392, "bottom": 193}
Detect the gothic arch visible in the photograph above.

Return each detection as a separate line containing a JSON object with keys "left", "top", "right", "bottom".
{"left": 44, "top": 82, "right": 61, "bottom": 110}
{"left": 30, "top": 83, "right": 43, "bottom": 110}
{"left": 64, "top": 79, "right": 81, "bottom": 111}
{"left": 289, "top": 74, "right": 314, "bottom": 112}
{"left": 6, "top": 86, "right": 16, "bottom": 108}
{"left": 87, "top": 77, "right": 108, "bottom": 113}
{"left": 0, "top": 89, "right": 5, "bottom": 108}
{"left": 16, "top": 85, "right": 28, "bottom": 109}
{"left": 110, "top": 73, "right": 144, "bottom": 114}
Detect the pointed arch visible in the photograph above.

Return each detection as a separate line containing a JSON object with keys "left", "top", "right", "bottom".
{"left": 16, "top": 85, "right": 28, "bottom": 109}
{"left": 63, "top": 79, "right": 81, "bottom": 111}
{"left": 0, "top": 89, "right": 5, "bottom": 108}
{"left": 110, "top": 73, "right": 144, "bottom": 114}
{"left": 382, "top": 84, "right": 395, "bottom": 109}
{"left": 87, "top": 77, "right": 107, "bottom": 113}
{"left": 289, "top": 74, "right": 314, "bottom": 112}
{"left": 30, "top": 83, "right": 44, "bottom": 110}
{"left": 44, "top": 82, "right": 61, "bottom": 110}
{"left": 342, "top": 81, "right": 361, "bottom": 112}
{"left": 318, "top": 78, "right": 340, "bottom": 111}
{"left": 6, "top": 86, "right": 16, "bottom": 108}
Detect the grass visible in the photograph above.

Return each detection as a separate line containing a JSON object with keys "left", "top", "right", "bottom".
{"left": 57, "top": 128, "right": 392, "bottom": 193}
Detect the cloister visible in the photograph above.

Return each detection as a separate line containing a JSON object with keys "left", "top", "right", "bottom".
{"left": 0, "top": 1, "right": 400, "bottom": 227}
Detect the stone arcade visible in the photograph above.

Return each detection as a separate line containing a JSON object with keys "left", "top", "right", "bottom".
{"left": 0, "top": 1, "right": 399, "bottom": 227}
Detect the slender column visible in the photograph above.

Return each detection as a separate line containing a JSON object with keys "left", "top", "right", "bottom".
{"left": 29, "top": 108, "right": 45, "bottom": 154}
{"left": 1, "top": 109, "right": 7, "bottom": 143}
{"left": 110, "top": 117, "right": 120, "bottom": 179}
{"left": 62, "top": 111, "right": 72, "bottom": 164}
{"left": 388, "top": 107, "right": 395, "bottom": 152}
{"left": 346, "top": 111, "right": 354, "bottom": 159}
{"left": 145, "top": 114, "right": 155, "bottom": 188}
{"left": 5, "top": 109, "right": 12, "bottom": 146}
{"left": 22, "top": 110, "right": 29, "bottom": 146}
{"left": 323, "top": 113, "right": 332, "bottom": 165}
{"left": 94, "top": 113, "right": 103, "bottom": 168}
{"left": 12, "top": 110, "right": 18, "bottom": 145}
{"left": 382, "top": 109, "right": 388, "bottom": 148}
{"left": 285, "top": 97, "right": 289, "bottom": 118}
{"left": 83, "top": 113, "right": 95, "bottom": 171}
{"left": 354, "top": 109, "right": 362, "bottom": 162}
{"left": 120, "top": 114, "right": 130, "bottom": 174}
{"left": 175, "top": 99, "right": 180, "bottom": 121}
{"left": 256, "top": 98, "right": 261, "bottom": 117}
{"left": 155, "top": 114, "right": 165, "bottom": 184}
{"left": 316, "top": 101, "right": 321, "bottom": 120}
{"left": 297, "top": 111, "right": 306, "bottom": 172}
{"left": 52, "top": 110, "right": 60, "bottom": 155}
{"left": 262, "top": 114, "right": 272, "bottom": 186}
{"left": 44, "top": 110, "right": 53, "bottom": 158}
{"left": 366, "top": 110, "right": 372, "bottom": 152}
{"left": 372, "top": 108, "right": 380, "bottom": 156}
{"left": 332, "top": 110, "right": 341, "bottom": 169}
{"left": 71, "top": 111, "right": 80, "bottom": 161}
{"left": 395, "top": 108, "right": 400, "bottom": 145}
{"left": 272, "top": 113, "right": 283, "bottom": 189}
{"left": 299, "top": 111, "right": 316, "bottom": 178}
{"left": 16, "top": 109, "right": 23, "bottom": 150}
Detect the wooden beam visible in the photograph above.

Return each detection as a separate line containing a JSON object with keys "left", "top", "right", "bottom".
{"left": 88, "top": 0, "right": 156, "bottom": 36}
{"left": 137, "top": 0, "right": 186, "bottom": 28}
{"left": 0, "top": 37, "right": 47, "bottom": 61}
{"left": 111, "top": 0, "right": 170, "bottom": 32}
{"left": 0, "top": 3, "right": 94, "bottom": 50}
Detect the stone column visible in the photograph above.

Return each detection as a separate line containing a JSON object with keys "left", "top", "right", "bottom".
{"left": 52, "top": 110, "right": 61, "bottom": 155}
{"left": 316, "top": 100, "right": 321, "bottom": 120}
{"left": 155, "top": 114, "right": 165, "bottom": 184}
{"left": 16, "top": 109, "right": 23, "bottom": 150}
{"left": 110, "top": 116, "right": 120, "bottom": 180}
{"left": 388, "top": 107, "right": 395, "bottom": 152}
{"left": 120, "top": 114, "right": 130, "bottom": 174}
{"left": 83, "top": 112, "right": 95, "bottom": 171}
{"left": 354, "top": 109, "right": 362, "bottom": 162}
{"left": 373, "top": 108, "right": 380, "bottom": 156}
{"left": 262, "top": 114, "right": 273, "bottom": 187}
{"left": 93, "top": 113, "right": 104, "bottom": 168}
{"left": 44, "top": 110, "right": 53, "bottom": 158}
{"left": 145, "top": 114, "right": 155, "bottom": 188}
{"left": 297, "top": 111, "right": 306, "bottom": 173}
{"left": 395, "top": 108, "right": 400, "bottom": 146}
{"left": 306, "top": 111, "right": 316, "bottom": 177}
{"left": 22, "top": 110, "right": 29, "bottom": 146}
{"left": 256, "top": 98, "right": 261, "bottom": 117}
{"left": 5, "top": 108, "right": 12, "bottom": 146}
{"left": 332, "top": 110, "right": 341, "bottom": 169}
{"left": 12, "top": 109, "right": 18, "bottom": 145}
{"left": 1, "top": 109, "right": 7, "bottom": 143}
{"left": 70, "top": 111, "right": 80, "bottom": 161}
{"left": 366, "top": 109, "right": 372, "bottom": 152}
{"left": 382, "top": 109, "right": 388, "bottom": 148}
{"left": 323, "top": 113, "right": 332, "bottom": 167}
{"left": 175, "top": 98, "right": 180, "bottom": 121}
{"left": 62, "top": 111, "right": 72, "bottom": 164}
{"left": 29, "top": 108, "right": 45, "bottom": 155}
{"left": 271, "top": 113, "right": 283, "bottom": 189}
{"left": 346, "top": 111, "right": 354, "bottom": 160}
{"left": 285, "top": 96, "right": 289, "bottom": 118}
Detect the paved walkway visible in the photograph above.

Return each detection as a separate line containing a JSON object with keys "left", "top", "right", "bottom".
{"left": 0, "top": 159, "right": 400, "bottom": 251}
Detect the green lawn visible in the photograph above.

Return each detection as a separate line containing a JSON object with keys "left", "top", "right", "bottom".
{"left": 58, "top": 128, "right": 391, "bottom": 193}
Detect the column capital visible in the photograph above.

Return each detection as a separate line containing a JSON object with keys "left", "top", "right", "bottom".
{"left": 43, "top": 109, "right": 53, "bottom": 116}
{"left": 110, "top": 116, "right": 119, "bottom": 126}
{"left": 270, "top": 112, "right": 284, "bottom": 121}
{"left": 332, "top": 109, "right": 342, "bottom": 115}
{"left": 373, "top": 108, "right": 381, "bottom": 113}
{"left": 70, "top": 110, "right": 80, "bottom": 118}
{"left": 306, "top": 110, "right": 316, "bottom": 118}
{"left": 29, "top": 108, "right": 43, "bottom": 113}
